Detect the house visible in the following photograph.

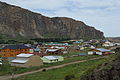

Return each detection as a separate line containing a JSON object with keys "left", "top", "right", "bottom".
{"left": 45, "top": 49, "right": 63, "bottom": 55}
{"left": 89, "top": 45, "right": 96, "bottom": 49}
{"left": 41, "top": 56, "right": 64, "bottom": 63}
{"left": 10, "top": 53, "right": 43, "bottom": 67}
{"left": 88, "top": 48, "right": 112, "bottom": 55}
{"left": 102, "top": 41, "right": 114, "bottom": 47}
{"left": 1, "top": 45, "right": 30, "bottom": 57}
{"left": 29, "top": 48, "right": 41, "bottom": 53}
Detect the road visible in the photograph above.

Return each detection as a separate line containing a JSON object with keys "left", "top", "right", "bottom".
{"left": 0, "top": 56, "right": 107, "bottom": 80}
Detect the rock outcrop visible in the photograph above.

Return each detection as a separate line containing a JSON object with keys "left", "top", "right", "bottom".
{"left": 0, "top": 1, "right": 104, "bottom": 39}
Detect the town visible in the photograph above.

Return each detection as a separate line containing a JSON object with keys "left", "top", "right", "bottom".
{"left": 0, "top": 39, "right": 119, "bottom": 67}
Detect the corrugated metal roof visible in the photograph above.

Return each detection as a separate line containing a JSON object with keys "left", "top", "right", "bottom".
{"left": 46, "top": 49, "right": 59, "bottom": 52}
{"left": 54, "top": 56, "right": 61, "bottom": 58}
{"left": 44, "top": 56, "right": 57, "bottom": 60}
{"left": 96, "top": 48, "right": 110, "bottom": 52}
{"left": 17, "top": 53, "right": 34, "bottom": 57}
{"left": 11, "top": 59, "right": 28, "bottom": 63}
{"left": 2, "top": 45, "right": 29, "bottom": 49}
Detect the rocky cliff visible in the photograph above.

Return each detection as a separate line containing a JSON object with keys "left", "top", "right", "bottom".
{"left": 0, "top": 1, "right": 104, "bottom": 39}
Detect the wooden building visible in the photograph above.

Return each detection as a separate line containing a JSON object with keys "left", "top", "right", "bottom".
{"left": 1, "top": 45, "right": 30, "bottom": 57}
{"left": 10, "top": 53, "right": 43, "bottom": 67}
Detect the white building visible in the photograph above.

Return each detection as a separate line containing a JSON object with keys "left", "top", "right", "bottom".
{"left": 10, "top": 53, "right": 43, "bottom": 67}
{"left": 41, "top": 56, "right": 64, "bottom": 63}
{"left": 103, "top": 41, "right": 114, "bottom": 47}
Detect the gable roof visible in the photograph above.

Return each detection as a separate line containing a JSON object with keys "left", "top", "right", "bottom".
{"left": 2, "top": 45, "right": 29, "bottom": 49}
{"left": 43, "top": 56, "right": 62, "bottom": 60}
{"left": 46, "top": 49, "right": 59, "bottom": 52}
{"left": 11, "top": 59, "right": 28, "bottom": 63}
{"left": 17, "top": 53, "right": 34, "bottom": 57}
{"left": 96, "top": 48, "right": 110, "bottom": 52}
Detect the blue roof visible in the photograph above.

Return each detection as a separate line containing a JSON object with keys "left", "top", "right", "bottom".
{"left": 2, "top": 45, "right": 29, "bottom": 49}
{"left": 96, "top": 48, "right": 110, "bottom": 52}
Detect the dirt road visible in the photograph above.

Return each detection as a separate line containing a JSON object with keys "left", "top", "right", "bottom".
{"left": 0, "top": 56, "right": 107, "bottom": 80}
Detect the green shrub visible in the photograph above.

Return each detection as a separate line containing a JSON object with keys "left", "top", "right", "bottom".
{"left": 64, "top": 74, "right": 75, "bottom": 80}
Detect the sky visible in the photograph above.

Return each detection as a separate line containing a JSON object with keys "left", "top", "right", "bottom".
{"left": 0, "top": 0, "right": 120, "bottom": 37}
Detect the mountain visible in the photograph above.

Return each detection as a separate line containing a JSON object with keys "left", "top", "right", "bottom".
{"left": 0, "top": 1, "right": 104, "bottom": 39}
{"left": 106, "top": 37, "right": 120, "bottom": 42}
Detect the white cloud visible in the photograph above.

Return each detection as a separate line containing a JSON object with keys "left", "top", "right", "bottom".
{"left": 0, "top": 0, "right": 120, "bottom": 37}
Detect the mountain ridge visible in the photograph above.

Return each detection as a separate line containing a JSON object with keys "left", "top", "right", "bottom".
{"left": 0, "top": 1, "right": 104, "bottom": 39}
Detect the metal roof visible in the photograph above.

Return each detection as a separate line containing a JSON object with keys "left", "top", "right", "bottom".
{"left": 17, "top": 53, "right": 34, "bottom": 57}
{"left": 11, "top": 59, "right": 28, "bottom": 63}
{"left": 96, "top": 48, "right": 110, "bottom": 52}
{"left": 2, "top": 44, "right": 29, "bottom": 49}
{"left": 44, "top": 56, "right": 57, "bottom": 60}
{"left": 46, "top": 49, "right": 59, "bottom": 52}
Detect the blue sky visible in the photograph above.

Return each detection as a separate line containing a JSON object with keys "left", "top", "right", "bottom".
{"left": 0, "top": 0, "right": 120, "bottom": 37}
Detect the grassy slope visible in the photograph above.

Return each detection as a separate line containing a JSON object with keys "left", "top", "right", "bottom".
{"left": 16, "top": 55, "right": 115, "bottom": 80}
{"left": 0, "top": 55, "right": 100, "bottom": 76}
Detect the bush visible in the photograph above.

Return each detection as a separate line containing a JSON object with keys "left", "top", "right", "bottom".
{"left": 64, "top": 74, "right": 75, "bottom": 80}
{"left": 42, "top": 69, "right": 46, "bottom": 72}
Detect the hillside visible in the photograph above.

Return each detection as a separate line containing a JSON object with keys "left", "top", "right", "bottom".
{"left": 0, "top": 1, "right": 104, "bottom": 39}
{"left": 106, "top": 37, "right": 120, "bottom": 42}
{"left": 80, "top": 48, "right": 120, "bottom": 80}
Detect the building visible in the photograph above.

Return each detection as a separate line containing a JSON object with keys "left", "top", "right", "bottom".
{"left": 45, "top": 49, "right": 63, "bottom": 55}
{"left": 0, "top": 58, "right": 2, "bottom": 65}
{"left": 102, "top": 41, "right": 114, "bottom": 47}
{"left": 1, "top": 45, "right": 30, "bottom": 57}
{"left": 10, "top": 53, "right": 43, "bottom": 67}
{"left": 41, "top": 56, "right": 64, "bottom": 63}
{"left": 88, "top": 48, "right": 112, "bottom": 55}
{"left": 28, "top": 52, "right": 47, "bottom": 57}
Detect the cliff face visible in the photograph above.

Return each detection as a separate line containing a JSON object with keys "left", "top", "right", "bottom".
{"left": 81, "top": 54, "right": 120, "bottom": 80}
{"left": 0, "top": 1, "right": 104, "bottom": 39}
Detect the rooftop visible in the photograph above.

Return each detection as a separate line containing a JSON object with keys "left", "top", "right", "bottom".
{"left": 44, "top": 56, "right": 57, "bottom": 60}
{"left": 11, "top": 59, "right": 28, "bottom": 63}
{"left": 17, "top": 53, "right": 34, "bottom": 57}
{"left": 96, "top": 48, "right": 110, "bottom": 52}
{"left": 46, "top": 49, "right": 59, "bottom": 52}
{"left": 2, "top": 44, "right": 29, "bottom": 49}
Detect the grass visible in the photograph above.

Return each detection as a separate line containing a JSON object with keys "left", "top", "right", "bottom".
{"left": 15, "top": 54, "right": 115, "bottom": 80}
{"left": 0, "top": 55, "right": 103, "bottom": 76}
